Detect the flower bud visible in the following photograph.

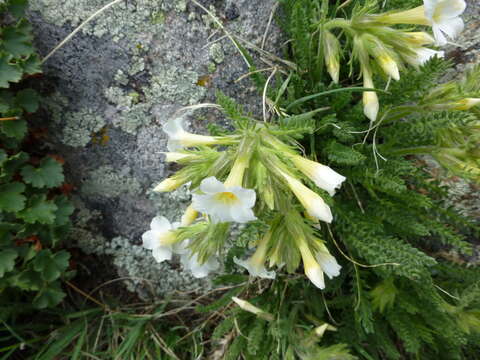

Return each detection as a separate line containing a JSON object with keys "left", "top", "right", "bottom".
{"left": 376, "top": 54, "right": 400, "bottom": 81}
{"left": 297, "top": 237, "right": 325, "bottom": 289}
{"left": 290, "top": 155, "right": 346, "bottom": 196}
{"left": 362, "top": 70, "right": 379, "bottom": 122}
{"left": 234, "top": 232, "right": 276, "bottom": 279}
{"left": 402, "top": 32, "right": 435, "bottom": 46}
{"left": 153, "top": 176, "right": 186, "bottom": 192}
{"left": 279, "top": 171, "right": 333, "bottom": 223}
{"left": 324, "top": 31, "right": 340, "bottom": 84}
{"left": 181, "top": 205, "right": 198, "bottom": 226}
{"left": 232, "top": 297, "right": 274, "bottom": 321}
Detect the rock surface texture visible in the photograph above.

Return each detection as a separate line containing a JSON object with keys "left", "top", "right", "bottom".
{"left": 28, "top": 0, "right": 280, "bottom": 297}
{"left": 28, "top": 0, "right": 480, "bottom": 296}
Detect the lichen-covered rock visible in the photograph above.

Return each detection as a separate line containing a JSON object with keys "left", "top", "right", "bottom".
{"left": 28, "top": 0, "right": 281, "bottom": 297}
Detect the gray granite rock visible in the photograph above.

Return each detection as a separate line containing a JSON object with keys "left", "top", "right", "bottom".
{"left": 28, "top": 0, "right": 281, "bottom": 297}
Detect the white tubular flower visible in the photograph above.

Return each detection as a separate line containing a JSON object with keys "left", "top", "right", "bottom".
{"left": 280, "top": 171, "right": 333, "bottom": 223}
{"left": 162, "top": 152, "right": 194, "bottom": 162}
{"left": 291, "top": 155, "right": 346, "bottom": 196}
{"left": 180, "top": 250, "right": 219, "bottom": 278}
{"left": 404, "top": 48, "right": 444, "bottom": 67}
{"left": 142, "top": 216, "right": 178, "bottom": 263}
{"left": 163, "top": 117, "right": 220, "bottom": 151}
{"left": 316, "top": 244, "right": 342, "bottom": 280}
{"left": 233, "top": 232, "right": 276, "bottom": 279}
{"left": 449, "top": 98, "right": 480, "bottom": 111}
{"left": 362, "top": 70, "right": 379, "bottom": 122}
{"left": 424, "top": 0, "right": 466, "bottom": 46}
{"left": 297, "top": 238, "right": 325, "bottom": 289}
{"left": 192, "top": 176, "right": 257, "bottom": 223}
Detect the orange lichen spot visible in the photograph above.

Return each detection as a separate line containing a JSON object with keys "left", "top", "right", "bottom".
{"left": 91, "top": 126, "right": 110, "bottom": 146}
{"left": 197, "top": 74, "right": 212, "bottom": 87}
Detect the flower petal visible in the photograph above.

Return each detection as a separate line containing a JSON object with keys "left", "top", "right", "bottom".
{"left": 199, "top": 176, "right": 225, "bottom": 194}
{"left": 232, "top": 187, "right": 257, "bottom": 208}
{"left": 150, "top": 216, "right": 172, "bottom": 232}
{"left": 423, "top": 0, "right": 437, "bottom": 19}
{"left": 432, "top": 25, "right": 448, "bottom": 45}
{"left": 434, "top": 0, "right": 466, "bottom": 20}
{"left": 234, "top": 257, "right": 276, "bottom": 279}
{"left": 181, "top": 252, "right": 219, "bottom": 278}
{"left": 152, "top": 246, "right": 172, "bottom": 263}
{"left": 312, "top": 165, "right": 346, "bottom": 196}
{"left": 316, "top": 252, "right": 342, "bottom": 279}
{"left": 142, "top": 230, "right": 159, "bottom": 250}
{"left": 437, "top": 16, "right": 464, "bottom": 40}
{"left": 163, "top": 117, "right": 185, "bottom": 139}
{"left": 307, "top": 198, "right": 333, "bottom": 223}
{"left": 167, "top": 139, "right": 183, "bottom": 152}
{"left": 305, "top": 264, "right": 325, "bottom": 289}
{"left": 232, "top": 205, "right": 257, "bottom": 223}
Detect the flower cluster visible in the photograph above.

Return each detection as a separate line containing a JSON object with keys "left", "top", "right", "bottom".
{"left": 142, "top": 109, "right": 345, "bottom": 289}
{"left": 320, "top": 0, "right": 467, "bottom": 121}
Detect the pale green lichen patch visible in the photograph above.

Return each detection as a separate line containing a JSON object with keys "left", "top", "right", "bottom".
{"left": 209, "top": 43, "right": 225, "bottom": 64}
{"left": 145, "top": 66, "right": 207, "bottom": 106}
{"left": 104, "top": 236, "right": 212, "bottom": 298}
{"left": 29, "top": 0, "right": 186, "bottom": 43}
{"left": 148, "top": 184, "right": 192, "bottom": 222}
{"left": 61, "top": 110, "right": 106, "bottom": 148}
{"left": 82, "top": 165, "right": 142, "bottom": 198}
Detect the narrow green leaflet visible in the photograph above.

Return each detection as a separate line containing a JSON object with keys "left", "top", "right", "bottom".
{"left": 18, "top": 194, "right": 58, "bottom": 224}
{"left": 21, "top": 158, "right": 64, "bottom": 189}
{"left": 0, "top": 182, "right": 26, "bottom": 212}
{"left": 0, "top": 249, "right": 18, "bottom": 277}
{"left": 0, "top": 55, "right": 23, "bottom": 88}
{"left": 33, "top": 250, "right": 70, "bottom": 282}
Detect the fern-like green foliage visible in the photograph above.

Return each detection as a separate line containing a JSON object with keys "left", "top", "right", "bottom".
{"left": 206, "top": 0, "right": 480, "bottom": 358}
